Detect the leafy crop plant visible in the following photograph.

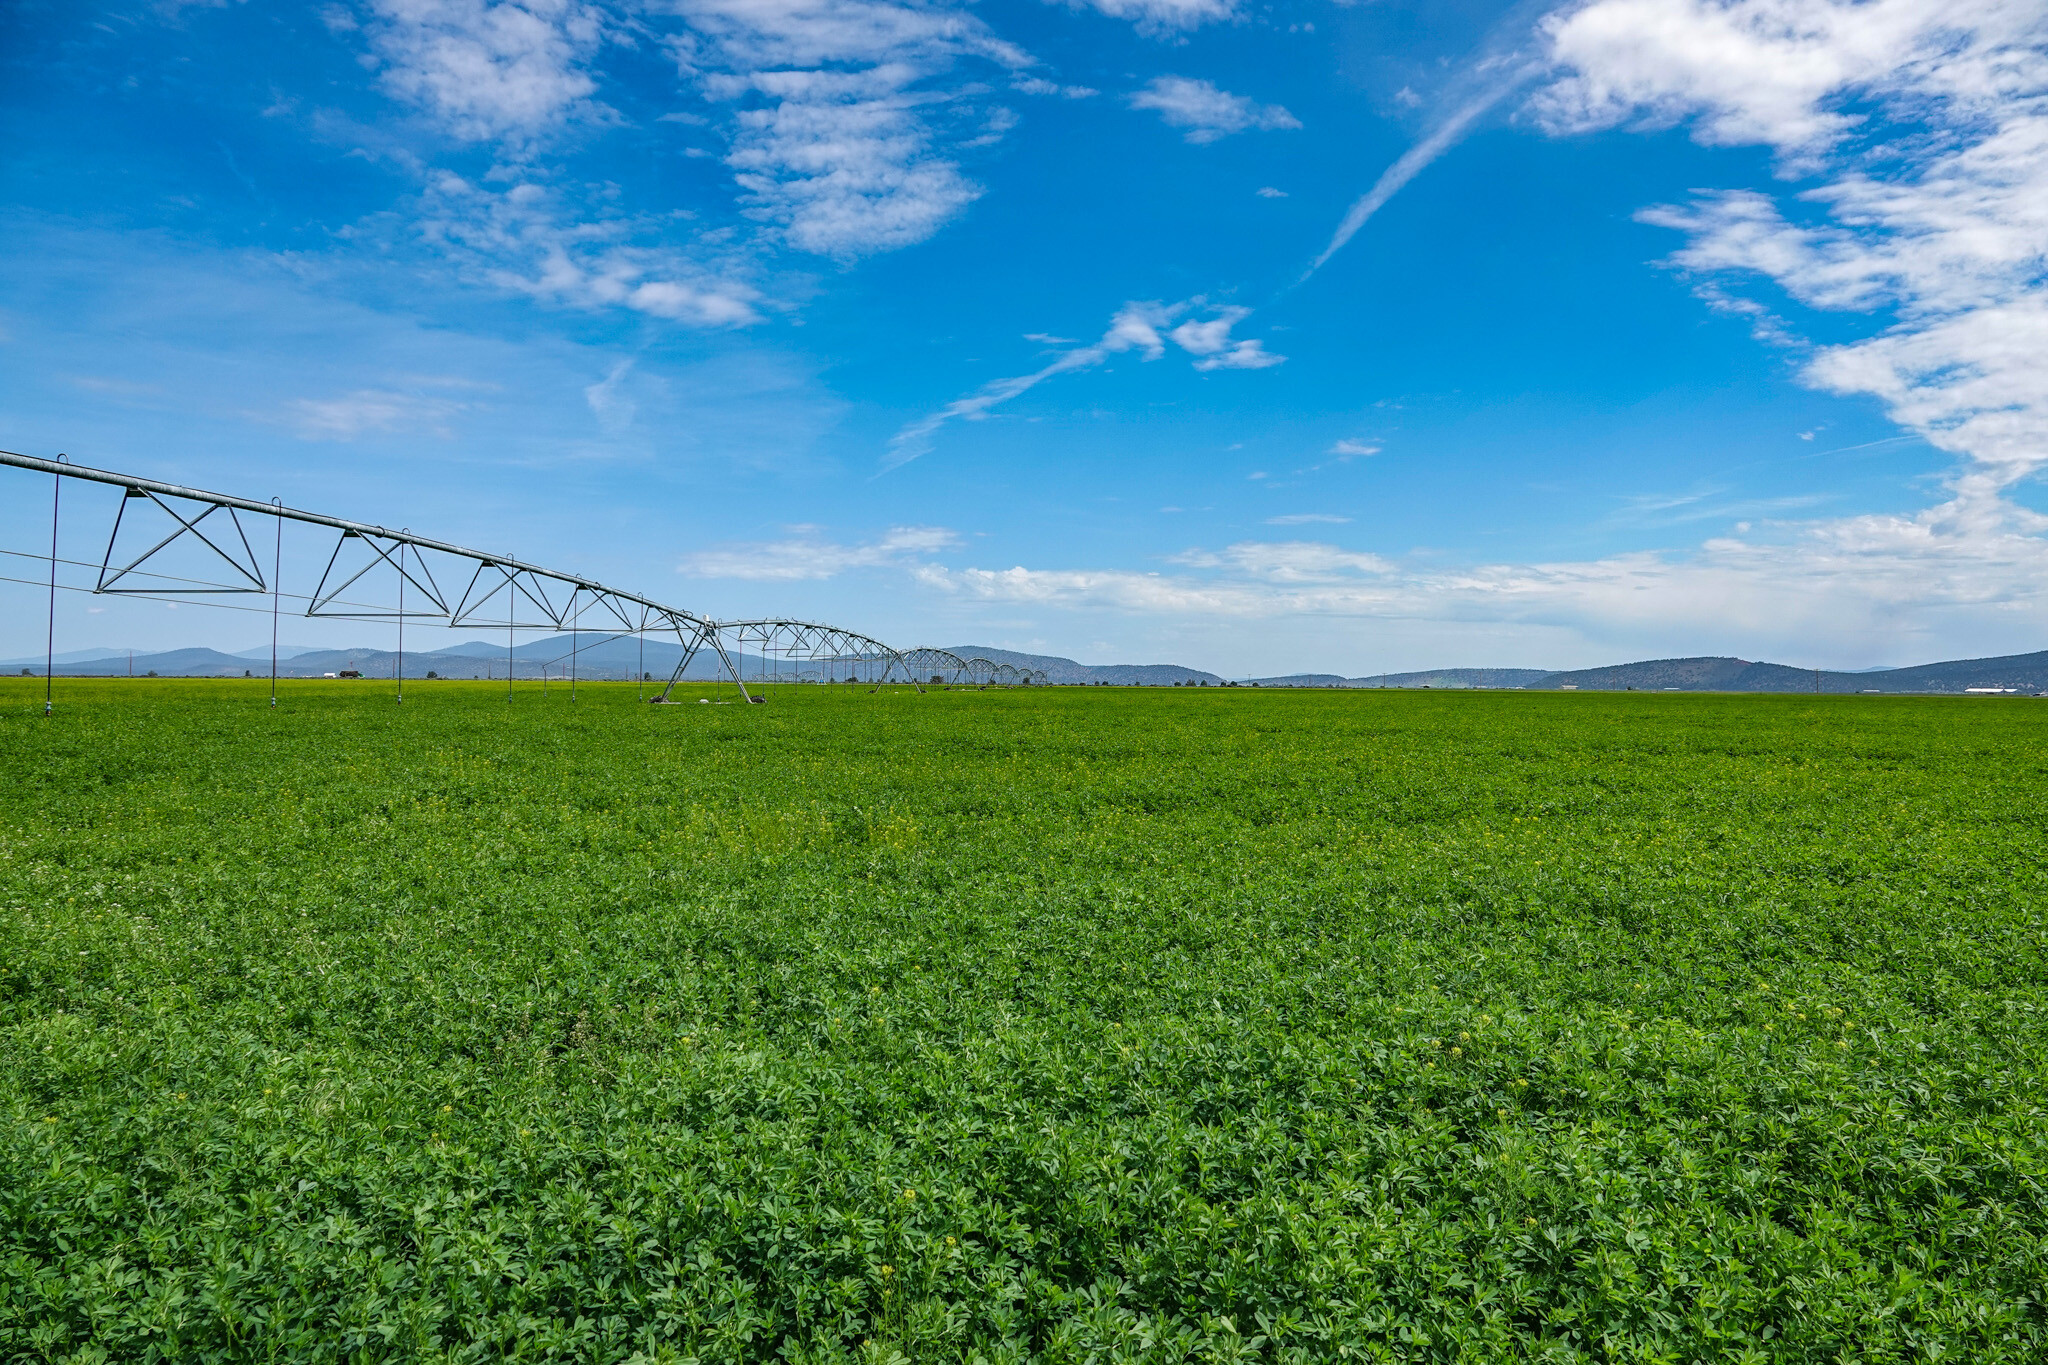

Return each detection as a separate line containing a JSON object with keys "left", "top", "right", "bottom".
{"left": 3, "top": 679, "right": 2045, "bottom": 1362}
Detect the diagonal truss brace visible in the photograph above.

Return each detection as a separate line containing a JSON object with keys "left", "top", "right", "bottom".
{"left": 6, "top": 446, "right": 927, "bottom": 707}
{"left": 97, "top": 486, "right": 266, "bottom": 594}
{"left": 448, "top": 562, "right": 568, "bottom": 628}
{"left": 658, "top": 617, "right": 750, "bottom": 703}
{"left": 306, "top": 528, "right": 450, "bottom": 619}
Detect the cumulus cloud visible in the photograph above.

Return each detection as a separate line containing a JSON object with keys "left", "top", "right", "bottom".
{"left": 1535, "top": 0, "right": 2048, "bottom": 509}
{"left": 1532, "top": 0, "right": 1987, "bottom": 163}
{"left": 1169, "top": 307, "right": 1286, "bottom": 370}
{"left": 913, "top": 494, "right": 2048, "bottom": 659}
{"left": 363, "top": 0, "right": 609, "bottom": 141}
{"left": 679, "top": 524, "right": 960, "bottom": 579}
{"left": 888, "top": 299, "right": 1284, "bottom": 467}
{"left": 1129, "top": 76, "right": 1300, "bottom": 143}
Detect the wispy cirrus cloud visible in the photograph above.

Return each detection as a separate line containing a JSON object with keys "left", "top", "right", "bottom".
{"left": 1170, "top": 540, "right": 1392, "bottom": 580}
{"left": 284, "top": 386, "right": 475, "bottom": 440}
{"left": 887, "top": 299, "right": 1285, "bottom": 468}
{"left": 337, "top": 0, "right": 1061, "bottom": 315}
{"left": 1285, "top": 438, "right": 1380, "bottom": 476}
{"left": 583, "top": 357, "right": 636, "bottom": 432}
{"left": 1129, "top": 77, "right": 1299, "bottom": 143}
{"left": 885, "top": 301, "right": 1172, "bottom": 469}
{"left": 1059, "top": 0, "right": 1239, "bottom": 34}
{"left": 418, "top": 173, "right": 763, "bottom": 324}
{"left": 1307, "top": 80, "right": 1520, "bottom": 276}
{"left": 678, "top": 524, "right": 960, "bottom": 580}
{"left": 669, "top": 0, "right": 1034, "bottom": 257}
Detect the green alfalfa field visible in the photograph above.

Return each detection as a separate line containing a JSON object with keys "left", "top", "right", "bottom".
{"left": 2, "top": 678, "right": 2046, "bottom": 1363}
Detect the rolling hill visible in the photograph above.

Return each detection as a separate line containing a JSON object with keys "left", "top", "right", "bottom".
{"left": 12, "top": 641, "right": 2048, "bottom": 695}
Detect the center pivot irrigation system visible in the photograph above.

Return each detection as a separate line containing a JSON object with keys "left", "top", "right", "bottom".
{"left": 1, "top": 449, "right": 1045, "bottom": 707}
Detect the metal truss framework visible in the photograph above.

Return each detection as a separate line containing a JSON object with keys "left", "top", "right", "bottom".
{"left": 4, "top": 449, "right": 1048, "bottom": 698}
{"left": 712, "top": 628, "right": 1045, "bottom": 699}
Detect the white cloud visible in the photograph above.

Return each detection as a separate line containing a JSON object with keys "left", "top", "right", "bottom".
{"left": 670, "top": 0, "right": 1033, "bottom": 256}
{"left": 286, "top": 388, "right": 472, "bottom": 440}
{"left": 351, "top": 0, "right": 1048, "bottom": 300}
{"left": 1169, "top": 305, "right": 1286, "bottom": 371}
{"left": 722, "top": 70, "right": 982, "bottom": 254}
{"left": 886, "top": 300, "right": 1173, "bottom": 467}
{"left": 1309, "top": 81, "right": 1517, "bottom": 275}
{"left": 1166, "top": 310, "right": 1239, "bottom": 355}
{"left": 583, "top": 357, "right": 636, "bottom": 431}
{"left": 1256, "top": 186, "right": 1287, "bottom": 198}
{"left": 1288, "top": 438, "right": 1382, "bottom": 476}
{"left": 1532, "top": 0, "right": 1999, "bottom": 163}
{"left": 1013, "top": 76, "right": 1097, "bottom": 98}
{"left": 1171, "top": 540, "right": 1392, "bottom": 580}
{"left": 364, "top": 0, "right": 608, "bottom": 142}
{"left": 1059, "top": 0, "right": 1239, "bottom": 34}
{"left": 679, "top": 524, "right": 960, "bottom": 579}
{"left": 888, "top": 299, "right": 1283, "bottom": 466}
{"left": 419, "top": 174, "right": 762, "bottom": 324}
{"left": 1129, "top": 76, "right": 1300, "bottom": 144}
{"left": 1266, "top": 513, "right": 1351, "bottom": 525}
{"left": 912, "top": 495, "right": 2048, "bottom": 661}
{"left": 1194, "top": 339, "right": 1284, "bottom": 371}
{"left": 1536, "top": 0, "right": 2048, "bottom": 510}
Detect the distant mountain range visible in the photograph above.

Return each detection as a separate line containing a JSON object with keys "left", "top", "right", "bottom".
{"left": 1521, "top": 653, "right": 2048, "bottom": 695}
{"left": 9, "top": 641, "right": 2048, "bottom": 695}
{"left": 2, "top": 636, "right": 715, "bottom": 682}
{"left": 941, "top": 647, "right": 1223, "bottom": 687}
{"left": 1243, "top": 653, "right": 2048, "bottom": 695}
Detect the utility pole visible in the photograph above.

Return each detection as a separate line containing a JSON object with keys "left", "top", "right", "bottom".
{"left": 396, "top": 535, "right": 405, "bottom": 705}
{"left": 44, "top": 457, "right": 63, "bottom": 716}
{"left": 270, "top": 499, "right": 281, "bottom": 707}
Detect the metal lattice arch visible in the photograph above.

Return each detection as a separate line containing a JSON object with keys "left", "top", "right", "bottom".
{"left": 2, "top": 448, "right": 1045, "bottom": 698}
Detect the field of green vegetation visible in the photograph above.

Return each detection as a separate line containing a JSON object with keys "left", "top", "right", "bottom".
{"left": 3, "top": 678, "right": 2046, "bottom": 1362}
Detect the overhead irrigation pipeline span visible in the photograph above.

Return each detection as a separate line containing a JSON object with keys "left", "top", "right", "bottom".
{"left": 1, "top": 448, "right": 1043, "bottom": 705}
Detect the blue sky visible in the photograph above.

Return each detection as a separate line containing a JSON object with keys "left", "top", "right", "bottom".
{"left": 3, "top": 0, "right": 2043, "bottom": 673}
